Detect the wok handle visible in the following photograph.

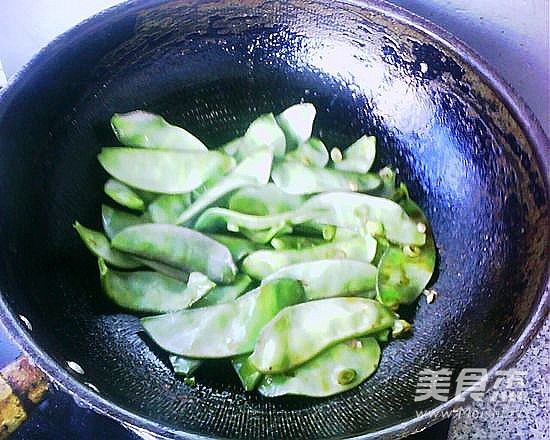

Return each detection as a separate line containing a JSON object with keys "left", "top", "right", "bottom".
{"left": 0, "top": 356, "right": 49, "bottom": 439}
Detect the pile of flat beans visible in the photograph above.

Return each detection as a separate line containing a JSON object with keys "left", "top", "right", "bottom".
{"left": 75, "top": 103, "right": 435, "bottom": 397}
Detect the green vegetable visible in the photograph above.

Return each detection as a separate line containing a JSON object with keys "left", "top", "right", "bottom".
{"left": 104, "top": 179, "right": 145, "bottom": 211}
{"left": 136, "top": 259, "right": 187, "bottom": 281}
{"left": 242, "top": 235, "right": 377, "bottom": 279}
{"left": 232, "top": 354, "right": 263, "bottom": 391}
{"left": 276, "top": 103, "right": 316, "bottom": 150}
{"left": 111, "top": 111, "right": 206, "bottom": 151}
{"left": 270, "top": 235, "right": 326, "bottom": 250}
{"left": 141, "top": 279, "right": 306, "bottom": 358}
{"left": 176, "top": 149, "right": 273, "bottom": 225}
{"left": 97, "top": 148, "right": 235, "bottom": 194}
{"left": 148, "top": 194, "right": 192, "bottom": 224}
{"left": 262, "top": 259, "right": 377, "bottom": 300}
{"left": 194, "top": 208, "right": 298, "bottom": 234}
{"left": 193, "top": 273, "right": 253, "bottom": 308}
{"left": 169, "top": 355, "right": 202, "bottom": 376}
{"left": 301, "top": 192, "right": 426, "bottom": 246}
{"left": 99, "top": 260, "right": 214, "bottom": 313}
{"left": 376, "top": 185, "right": 436, "bottom": 308}
{"left": 208, "top": 234, "right": 265, "bottom": 262}
{"left": 250, "top": 297, "right": 394, "bottom": 373}
{"left": 74, "top": 222, "right": 139, "bottom": 269}
{"left": 101, "top": 205, "right": 144, "bottom": 239}
{"left": 111, "top": 224, "right": 237, "bottom": 284}
{"left": 228, "top": 184, "right": 305, "bottom": 215}
{"left": 258, "top": 337, "right": 380, "bottom": 397}
{"left": 272, "top": 161, "right": 382, "bottom": 195}
{"left": 286, "top": 137, "right": 329, "bottom": 167}
{"left": 334, "top": 135, "right": 376, "bottom": 173}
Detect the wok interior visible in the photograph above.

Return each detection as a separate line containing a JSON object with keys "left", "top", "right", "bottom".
{"left": 0, "top": 1, "right": 547, "bottom": 438}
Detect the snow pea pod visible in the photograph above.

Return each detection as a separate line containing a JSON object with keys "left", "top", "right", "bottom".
{"left": 101, "top": 205, "right": 144, "bottom": 239}
{"left": 242, "top": 235, "right": 377, "bottom": 280}
{"left": 169, "top": 356, "right": 202, "bottom": 376}
{"left": 240, "top": 224, "right": 294, "bottom": 244}
{"left": 376, "top": 186, "right": 436, "bottom": 308}
{"left": 111, "top": 224, "right": 237, "bottom": 284}
{"left": 258, "top": 337, "right": 380, "bottom": 397}
{"left": 225, "top": 114, "right": 286, "bottom": 160}
{"left": 270, "top": 235, "right": 326, "bottom": 250}
{"left": 276, "top": 103, "right": 316, "bottom": 150}
{"left": 194, "top": 208, "right": 296, "bottom": 234}
{"left": 97, "top": 148, "right": 235, "bottom": 194}
{"left": 271, "top": 161, "right": 382, "bottom": 195}
{"left": 228, "top": 184, "right": 305, "bottom": 216}
{"left": 136, "top": 259, "right": 188, "bottom": 282}
{"left": 99, "top": 260, "right": 214, "bottom": 313}
{"left": 193, "top": 273, "right": 253, "bottom": 308}
{"left": 232, "top": 354, "right": 263, "bottom": 391}
{"left": 74, "top": 222, "right": 140, "bottom": 269}
{"left": 176, "top": 149, "right": 273, "bottom": 225}
{"left": 334, "top": 135, "right": 376, "bottom": 174}
{"left": 301, "top": 192, "right": 426, "bottom": 246}
{"left": 250, "top": 297, "right": 394, "bottom": 373}
{"left": 262, "top": 259, "right": 377, "bottom": 300}
{"left": 148, "top": 194, "right": 192, "bottom": 224}
{"left": 286, "top": 137, "right": 329, "bottom": 168}
{"left": 208, "top": 234, "right": 265, "bottom": 262}
{"left": 111, "top": 111, "right": 206, "bottom": 151}
{"left": 141, "top": 279, "right": 306, "bottom": 358}
{"left": 104, "top": 179, "right": 145, "bottom": 211}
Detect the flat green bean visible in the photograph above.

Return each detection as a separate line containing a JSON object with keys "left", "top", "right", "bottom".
{"left": 250, "top": 297, "right": 394, "bottom": 373}
{"left": 262, "top": 259, "right": 377, "bottom": 300}
{"left": 111, "top": 111, "right": 206, "bottom": 151}
{"left": 74, "top": 222, "right": 139, "bottom": 269}
{"left": 334, "top": 135, "right": 376, "bottom": 174}
{"left": 141, "top": 279, "right": 306, "bottom": 358}
{"left": 272, "top": 161, "right": 382, "bottom": 195}
{"left": 104, "top": 179, "right": 145, "bottom": 211}
{"left": 242, "top": 235, "right": 377, "bottom": 279}
{"left": 99, "top": 260, "right": 214, "bottom": 313}
{"left": 98, "top": 148, "right": 235, "bottom": 194}
{"left": 111, "top": 224, "right": 237, "bottom": 284}
{"left": 258, "top": 337, "right": 380, "bottom": 397}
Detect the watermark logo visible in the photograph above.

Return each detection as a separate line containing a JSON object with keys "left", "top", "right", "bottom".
{"left": 414, "top": 368, "right": 527, "bottom": 403}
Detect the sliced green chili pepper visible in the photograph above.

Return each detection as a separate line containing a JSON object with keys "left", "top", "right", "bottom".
{"left": 74, "top": 222, "right": 140, "bottom": 269}
{"left": 111, "top": 224, "right": 237, "bottom": 284}
{"left": 376, "top": 186, "right": 435, "bottom": 308}
{"left": 101, "top": 205, "right": 144, "bottom": 239}
{"left": 334, "top": 135, "right": 376, "bottom": 174}
{"left": 250, "top": 297, "right": 394, "bottom": 373}
{"left": 193, "top": 273, "right": 253, "bottom": 308}
{"left": 271, "top": 161, "right": 382, "bottom": 195}
{"left": 262, "top": 259, "right": 377, "bottom": 300}
{"left": 276, "top": 102, "right": 316, "bottom": 150}
{"left": 99, "top": 260, "right": 214, "bottom": 313}
{"left": 270, "top": 235, "right": 326, "bottom": 250}
{"left": 141, "top": 279, "right": 306, "bottom": 358}
{"left": 286, "top": 137, "right": 329, "bottom": 168}
{"left": 301, "top": 192, "right": 426, "bottom": 246}
{"left": 228, "top": 184, "right": 305, "bottom": 215}
{"left": 104, "top": 179, "right": 145, "bottom": 211}
{"left": 169, "top": 355, "right": 202, "bottom": 376}
{"left": 242, "top": 235, "right": 377, "bottom": 279}
{"left": 111, "top": 111, "right": 206, "bottom": 151}
{"left": 258, "top": 337, "right": 380, "bottom": 397}
{"left": 232, "top": 354, "right": 263, "bottom": 391}
{"left": 208, "top": 234, "right": 265, "bottom": 262}
{"left": 176, "top": 149, "right": 273, "bottom": 225}
{"left": 148, "top": 194, "right": 192, "bottom": 224}
{"left": 97, "top": 148, "right": 235, "bottom": 194}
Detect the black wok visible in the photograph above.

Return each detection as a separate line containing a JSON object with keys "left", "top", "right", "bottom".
{"left": 0, "top": 0, "right": 548, "bottom": 438}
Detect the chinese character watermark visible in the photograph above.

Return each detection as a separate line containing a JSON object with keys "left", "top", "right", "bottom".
{"left": 414, "top": 368, "right": 527, "bottom": 403}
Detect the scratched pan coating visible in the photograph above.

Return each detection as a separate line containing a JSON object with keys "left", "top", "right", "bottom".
{"left": 0, "top": 0, "right": 548, "bottom": 439}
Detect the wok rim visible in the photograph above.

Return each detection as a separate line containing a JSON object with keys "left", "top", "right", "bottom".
{"left": 0, "top": 0, "right": 548, "bottom": 438}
